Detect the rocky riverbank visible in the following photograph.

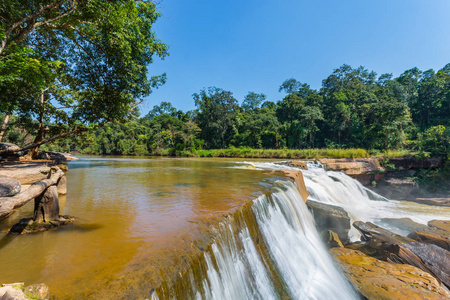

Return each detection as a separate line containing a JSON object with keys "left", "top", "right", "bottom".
{"left": 316, "top": 157, "right": 449, "bottom": 205}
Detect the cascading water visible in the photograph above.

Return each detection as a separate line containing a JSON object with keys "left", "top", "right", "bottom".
{"left": 244, "top": 161, "right": 450, "bottom": 238}
{"left": 155, "top": 181, "right": 359, "bottom": 299}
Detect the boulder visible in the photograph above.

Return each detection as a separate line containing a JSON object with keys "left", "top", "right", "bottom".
{"left": 0, "top": 177, "right": 21, "bottom": 197}
{"left": 307, "top": 200, "right": 351, "bottom": 243}
{"left": 0, "top": 164, "right": 51, "bottom": 185}
{"left": 330, "top": 248, "right": 450, "bottom": 300}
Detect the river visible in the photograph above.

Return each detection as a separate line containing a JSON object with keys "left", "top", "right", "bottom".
{"left": 0, "top": 156, "right": 449, "bottom": 299}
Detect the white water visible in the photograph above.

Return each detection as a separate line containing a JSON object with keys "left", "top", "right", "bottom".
{"left": 243, "top": 161, "right": 450, "bottom": 239}
{"left": 191, "top": 181, "right": 359, "bottom": 300}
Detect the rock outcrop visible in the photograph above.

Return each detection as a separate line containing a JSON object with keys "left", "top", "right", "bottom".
{"left": 318, "top": 158, "right": 380, "bottom": 175}
{"left": 330, "top": 248, "right": 450, "bottom": 300}
{"left": 354, "top": 221, "right": 450, "bottom": 289}
{"left": 0, "top": 164, "right": 51, "bottom": 185}
{"left": 282, "top": 170, "right": 309, "bottom": 202}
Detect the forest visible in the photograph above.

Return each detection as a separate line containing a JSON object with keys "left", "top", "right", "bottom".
{"left": 3, "top": 63, "right": 447, "bottom": 159}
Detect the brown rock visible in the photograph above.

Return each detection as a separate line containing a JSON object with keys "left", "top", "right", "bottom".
{"left": 287, "top": 160, "right": 308, "bottom": 170}
{"left": 408, "top": 231, "right": 450, "bottom": 251}
{"left": 428, "top": 220, "right": 450, "bottom": 233}
{"left": 282, "top": 170, "right": 309, "bottom": 202}
{"left": 319, "top": 158, "right": 380, "bottom": 175}
{"left": 330, "top": 248, "right": 450, "bottom": 300}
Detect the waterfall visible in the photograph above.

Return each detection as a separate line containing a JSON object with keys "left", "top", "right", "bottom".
{"left": 243, "top": 161, "right": 450, "bottom": 238}
{"left": 155, "top": 181, "right": 359, "bottom": 299}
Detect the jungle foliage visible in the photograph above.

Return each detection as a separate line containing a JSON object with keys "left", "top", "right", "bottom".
{"left": 3, "top": 63, "right": 446, "bottom": 160}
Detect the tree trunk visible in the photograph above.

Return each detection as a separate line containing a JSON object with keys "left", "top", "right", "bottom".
{"left": 0, "top": 109, "right": 11, "bottom": 142}
{"left": 30, "top": 90, "right": 46, "bottom": 158}
{"left": 384, "top": 129, "right": 388, "bottom": 149}
{"left": 0, "top": 127, "right": 86, "bottom": 157}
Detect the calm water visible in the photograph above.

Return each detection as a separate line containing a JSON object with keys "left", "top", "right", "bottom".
{"left": 0, "top": 156, "right": 276, "bottom": 299}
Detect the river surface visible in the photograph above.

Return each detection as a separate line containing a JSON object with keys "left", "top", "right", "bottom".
{"left": 1, "top": 156, "right": 449, "bottom": 299}
{"left": 0, "top": 156, "right": 277, "bottom": 299}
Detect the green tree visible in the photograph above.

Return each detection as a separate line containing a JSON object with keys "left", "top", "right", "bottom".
{"left": 193, "top": 87, "right": 239, "bottom": 148}
{"left": 0, "top": 0, "right": 168, "bottom": 156}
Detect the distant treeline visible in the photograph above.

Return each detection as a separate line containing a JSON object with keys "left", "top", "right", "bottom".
{"left": 4, "top": 64, "right": 450, "bottom": 158}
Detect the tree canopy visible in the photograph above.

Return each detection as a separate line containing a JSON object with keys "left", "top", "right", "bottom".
{"left": 0, "top": 0, "right": 167, "bottom": 154}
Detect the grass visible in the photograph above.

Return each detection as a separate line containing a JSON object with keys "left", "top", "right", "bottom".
{"left": 175, "top": 147, "right": 420, "bottom": 159}
{"left": 177, "top": 147, "right": 372, "bottom": 159}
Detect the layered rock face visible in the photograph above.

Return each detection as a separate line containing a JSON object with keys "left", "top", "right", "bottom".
{"left": 331, "top": 248, "right": 450, "bottom": 300}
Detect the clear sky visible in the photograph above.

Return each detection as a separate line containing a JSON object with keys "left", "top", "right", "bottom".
{"left": 142, "top": 0, "right": 450, "bottom": 115}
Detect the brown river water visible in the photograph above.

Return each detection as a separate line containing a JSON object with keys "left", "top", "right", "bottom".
{"left": 0, "top": 156, "right": 277, "bottom": 299}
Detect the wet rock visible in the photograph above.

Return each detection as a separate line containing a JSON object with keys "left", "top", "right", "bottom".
{"left": 322, "top": 230, "right": 343, "bottom": 248}
{"left": 354, "top": 221, "right": 450, "bottom": 289}
{"left": 378, "top": 218, "right": 447, "bottom": 236}
{"left": 408, "top": 231, "right": 450, "bottom": 251}
{"left": 330, "top": 248, "right": 450, "bottom": 300}
{"left": 0, "top": 178, "right": 21, "bottom": 197}
{"left": 287, "top": 160, "right": 308, "bottom": 170}
{"left": 0, "top": 164, "right": 51, "bottom": 185}
{"left": 428, "top": 219, "right": 450, "bottom": 232}
{"left": 9, "top": 216, "right": 75, "bottom": 234}
{"left": 24, "top": 284, "right": 49, "bottom": 300}
{"left": 307, "top": 200, "right": 351, "bottom": 243}
{"left": 282, "top": 170, "right": 309, "bottom": 203}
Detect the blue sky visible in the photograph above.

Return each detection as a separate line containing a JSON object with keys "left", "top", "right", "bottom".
{"left": 143, "top": 0, "right": 450, "bottom": 115}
